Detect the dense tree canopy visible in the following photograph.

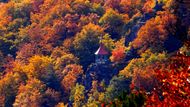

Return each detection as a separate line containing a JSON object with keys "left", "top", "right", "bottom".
{"left": 0, "top": 0, "right": 189, "bottom": 106}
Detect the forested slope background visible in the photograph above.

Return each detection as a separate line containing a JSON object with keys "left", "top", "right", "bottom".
{"left": 0, "top": 0, "right": 189, "bottom": 107}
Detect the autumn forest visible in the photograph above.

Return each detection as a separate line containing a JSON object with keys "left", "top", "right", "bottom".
{"left": 0, "top": 0, "right": 189, "bottom": 107}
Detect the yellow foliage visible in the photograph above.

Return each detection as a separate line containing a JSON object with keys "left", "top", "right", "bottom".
{"left": 101, "top": 34, "right": 115, "bottom": 51}
{"left": 120, "top": 51, "right": 167, "bottom": 78}
{"left": 55, "top": 102, "right": 66, "bottom": 107}
{"left": 72, "top": 84, "right": 85, "bottom": 107}
{"left": 99, "top": 8, "right": 123, "bottom": 25}
{"left": 23, "top": 55, "right": 53, "bottom": 80}
{"left": 54, "top": 53, "right": 79, "bottom": 71}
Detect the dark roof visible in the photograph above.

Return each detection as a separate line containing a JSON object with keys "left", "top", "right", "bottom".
{"left": 95, "top": 44, "right": 108, "bottom": 55}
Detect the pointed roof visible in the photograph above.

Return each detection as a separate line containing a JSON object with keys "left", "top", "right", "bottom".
{"left": 95, "top": 43, "right": 108, "bottom": 55}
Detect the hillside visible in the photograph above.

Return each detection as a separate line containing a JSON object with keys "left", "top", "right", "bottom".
{"left": 0, "top": 0, "right": 189, "bottom": 107}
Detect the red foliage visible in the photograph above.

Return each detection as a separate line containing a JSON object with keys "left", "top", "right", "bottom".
{"left": 104, "top": 0, "right": 121, "bottom": 9}
{"left": 146, "top": 55, "right": 190, "bottom": 106}
{"left": 132, "top": 66, "right": 158, "bottom": 92}
{"left": 110, "top": 38, "right": 126, "bottom": 63}
{"left": 16, "top": 43, "right": 41, "bottom": 62}
{"left": 110, "top": 46, "right": 126, "bottom": 63}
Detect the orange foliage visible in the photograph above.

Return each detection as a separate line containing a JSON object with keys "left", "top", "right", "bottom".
{"left": 0, "top": 2, "right": 13, "bottom": 28}
{"left": 132, "top": 11, "right": 177, "bottom": 53}
{"left": 27, "top": 24, "right": 60, "bottom": 53}
{"left": 13, "top": 79, "right": 45, "bottom": 107}
{"left": 110, "top": 46, "right": 126, "bottom": 63}
{"left": 110, "top": 38, "right": 126, "bottom": 63}
{"left": 142, "top": 0, "right": 155, "bottom": 13}
{"left": 61, "top": 64, "right": 83, "bottom": 92}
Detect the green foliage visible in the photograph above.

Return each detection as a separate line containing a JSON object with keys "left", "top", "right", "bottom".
{"left": 179, "top": 44, "right": 190, "bottom": 56}
{"left": 106, "top": 76, "right": 131, "bottom": 100}
{"left": 0, "top": 33, "right": 18, "bottom": 56}
{"left": 101, "top": 34, "right": 115, "bottom": 51}
{"left": 73, "top": 23, "right": 104, "bottom": 68}
{"left": 7, "top": 18, "right": 29, "bottom": 32}
{"left": 0, "top": 0, "right": 33, "bottom": 56}
{"left": 106, "top": 92, "right": 146, "bottom": 107}
{"left": 85, "top": 81, "right": 103, "bottom": 107}
{"left": 99, "top": 8, "right": 125, "bottom": 38}
{"left": 70, "top": 84, "right": 85, "bottom": 107}
{"left": 10, "top": 1, "right": 32, "bottom": 19}
{"left": 72, "top": 0, "right": 92, "bottom": 15}
{"left": 91, "top": 3, "right": 104, "bottom": 16}
{"left": 99, "top": 8, "right": 123, "bottom": 26}
{"left": 120, "top": 50, "right": 168, "bottom": 77}
{"left": 54, "top": 53, "right": 79, "bottom": 72}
